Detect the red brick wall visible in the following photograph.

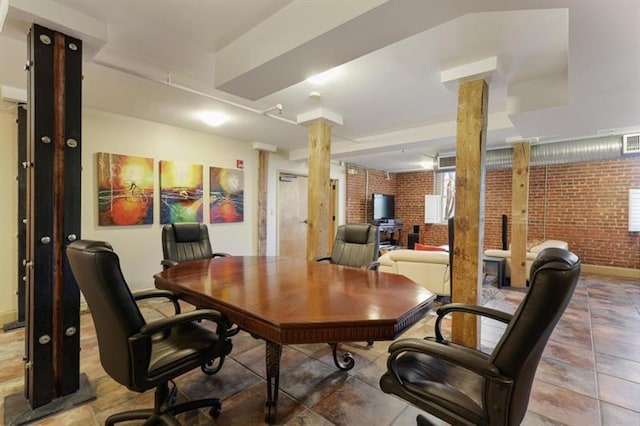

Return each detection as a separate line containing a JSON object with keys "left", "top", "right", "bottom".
{"left": 345, "top": 157, "right": 640, "bottom": 269}
{"left": 345, "top": 165, "right": 395, "bottom": 223}
{"left": 395, "top": 172, "right": 448, "bottom": 246}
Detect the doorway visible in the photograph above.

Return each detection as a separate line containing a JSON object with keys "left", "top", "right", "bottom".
{"left": 277, "top": 172, "right": 337, "bottom": 258}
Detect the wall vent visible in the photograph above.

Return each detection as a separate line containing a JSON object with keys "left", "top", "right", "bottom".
{"left": 435, "top": 155, "right": 456, "bottom": 171}
{"left": 623, "top": 133, "right": 640, "bottom": 154}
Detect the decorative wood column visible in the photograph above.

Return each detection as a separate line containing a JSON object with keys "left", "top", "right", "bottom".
{"left": 451, "top": 79, "right": 488, "bottom": 348}
{"left": 306, "top": 121, "right": 331, "bottom": 260}
{"left": 4, "top": 25, "right": 94, "bottom": 425}
{"left": 4, "top": 105, "right": 27, "bottom": 332}
{"left": 297, "top": 109, "right": 343, "bottom": 261}
{"left": 253, "top": 142, "right": 276, "bottom": 256}
{"left": 257, "top": 150, "right": 268, "bottom": 255}
{"left": 510, "top": 142, "right": 531, "bottom": 288}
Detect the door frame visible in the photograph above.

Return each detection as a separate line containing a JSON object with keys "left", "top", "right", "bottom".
{"left": 276, "top": 171, "right": 338, "bottom": 256}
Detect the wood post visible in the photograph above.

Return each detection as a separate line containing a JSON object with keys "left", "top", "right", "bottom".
{"left": 510, "top": 142, "right": 530, "bottom": 287}
{"left": 257, "top": 150, "right": 268, "bottom": 256}
{"left": 451, "top": 79, "right": 488, "bottom": 348}
{"left": 24, "top": 23, "right": 82, "bottom": 407}
{"left": 306, "top": 121, "right": 331, "bottom": 261}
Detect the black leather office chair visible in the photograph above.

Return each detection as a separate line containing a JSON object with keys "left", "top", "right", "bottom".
{"left": 161, "top": 222, "right": 238, "bottom": 370}
{"left": 380, "top": 248, "right": 581, "bottom": 426}
{"left": 317, "top": 223, "right": 380, "bottom": 350}
{"left": 67, "top": 240, "right": 233, "bottom": 425}
{"left": 161, "top": 222, "right": 229, "bottom": 270}
{"left": 316, "top": 223, "right": 379, "bottom": 269}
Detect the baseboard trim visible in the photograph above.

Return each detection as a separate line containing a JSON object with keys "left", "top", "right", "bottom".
{"left": 1, "top": 309, "right": 18, "bottom": 328}
{"left": 582, "top": 264, "right": 640, "bottom": 280}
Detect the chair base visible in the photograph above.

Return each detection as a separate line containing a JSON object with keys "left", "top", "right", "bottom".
{"left": 201, "top": 355, "right": 227, "bottom": 375}
{"left": 106, "top": 398, "right": 222, "bottom": 425}
{"left": 417, "top": 414, "right": 436, "bottom": 426}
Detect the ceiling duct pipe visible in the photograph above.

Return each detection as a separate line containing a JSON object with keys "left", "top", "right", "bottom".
{"left": 437, "top": 135, "right": 628, "bottom": 171}
{"left": 488, "top": 135, "right": 625, "bottom": 169}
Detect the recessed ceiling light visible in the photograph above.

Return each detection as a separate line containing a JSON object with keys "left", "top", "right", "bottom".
{"left": 306, "top": 67, "right": 340, "bottom": 85}
{"left": 199, "top": 111, "right": 229, "bottom": 127}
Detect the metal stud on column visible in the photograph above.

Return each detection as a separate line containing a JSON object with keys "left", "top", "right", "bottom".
{"left": 4, "top": 24, "right": 93, "bottom": 425}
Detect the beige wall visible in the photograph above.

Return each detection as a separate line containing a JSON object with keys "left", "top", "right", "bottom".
{"left": 0, "top": 105, "right": 349, "bottom": 326}
{"left": 0, "top": 106, "right": 261, "bottom": 325}
{"left": 0, "top": 102, "right": 19, "bottom": 325}
{"left": 80, "top": 108, "right": 258, "bottom": 288}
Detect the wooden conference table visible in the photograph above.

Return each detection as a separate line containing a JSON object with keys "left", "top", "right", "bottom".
{"left": 154, "top": 256, "right": 435, "bottom": 422}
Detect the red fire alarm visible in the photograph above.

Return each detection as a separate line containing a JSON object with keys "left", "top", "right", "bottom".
{"left": 236, "top": 159, "right": 244, "bottom": 169}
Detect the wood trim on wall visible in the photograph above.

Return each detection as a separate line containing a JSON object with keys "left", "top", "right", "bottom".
{"left": 581, "top": 264, "right": 640, "bottom": 280}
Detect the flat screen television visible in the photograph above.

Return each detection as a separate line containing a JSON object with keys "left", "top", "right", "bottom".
{"left": 372, "top": 193, "right": 395, "bottom": 221}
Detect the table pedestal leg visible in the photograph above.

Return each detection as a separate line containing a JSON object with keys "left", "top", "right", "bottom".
{"left": 329, "top": 343, "right": 355, "bottom": 370}
{"left": 265, "top": 341, "right": 282, "bottom": 423}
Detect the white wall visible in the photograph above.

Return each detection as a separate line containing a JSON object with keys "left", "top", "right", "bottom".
{"left": 80, "top": 109, "right": 258, "bottom": 289}
{"left": 0, "top": 102, "right": 19, "bottom": 325}
{"left": 0, "top": 105, "right": 347, "bottom": 324}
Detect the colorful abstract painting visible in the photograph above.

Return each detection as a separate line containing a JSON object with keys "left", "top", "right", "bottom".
{"left": 97, "top": 152, "right": 154, "bottom": 226}
{"left": 160, "top": 161, "right": 203, "bottom": 224}
{"left": 210, "top": 167, "right": 244, "bottom": 223}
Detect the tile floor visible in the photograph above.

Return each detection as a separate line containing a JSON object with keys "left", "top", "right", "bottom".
{"left": 1, "top": 273, "right": 639, "bottom": 425}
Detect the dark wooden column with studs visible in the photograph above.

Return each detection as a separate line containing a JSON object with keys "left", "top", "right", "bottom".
{"left": 4, "top": 24, "right": 94, "bottom": 425}
{"left": 3, "top": 105, "right": 28, "bottom": 332}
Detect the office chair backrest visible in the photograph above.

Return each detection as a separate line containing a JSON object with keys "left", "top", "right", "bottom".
{"left": 67, "top": 240, "right": 147, "bottom": 387}
{"left": 489, "top": 247, "right": 580, "bottom": 425}
{"left": 162, "top": 222, "right": 213, "bottom": 263}
{"left": 330, "top": 223, "right": 379, "bottom": 268}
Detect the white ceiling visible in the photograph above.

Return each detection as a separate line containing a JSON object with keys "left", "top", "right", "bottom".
{"left": 1, "top": 0, "right": 639, "bottom": 172}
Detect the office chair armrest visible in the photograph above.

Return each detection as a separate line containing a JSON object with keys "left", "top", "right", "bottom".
{"left": 434, "top": 303, "right": 512, "bottom": 341}
{"left": 161, "top": 259, "right": 179, "bottom": 269}
{"left": 139, "top": 309, "right": 227, "bottom": 337}
{"left": 314, "top": 256, "right": 332, "bottom": 262}
{"left": 132, "top": 289, "right": 181, "bottom": 314}
{"left": 386, "top": 338, "right": 511, "bottom": 384}
{"left": 212, "top": 252, "right": 231, "bottom": 258}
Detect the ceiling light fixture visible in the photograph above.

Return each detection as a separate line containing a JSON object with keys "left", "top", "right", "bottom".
{"left": 306, "top": 67, "right": 340, "bottom": 85}
{"left": 198, "top": 111, "right": 229, "bottom": 127}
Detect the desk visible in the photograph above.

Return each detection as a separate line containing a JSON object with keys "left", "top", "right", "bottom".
{"left": 154, "top": 256, "right": 435, "bottom": 422}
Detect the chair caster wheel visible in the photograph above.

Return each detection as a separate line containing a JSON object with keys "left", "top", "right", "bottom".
{"left": 202, "top": 357, "right": 225, "bottom": 375}
{"left": 168, "top": 393, "right": 177, "bottom": 406}
{"left": 167, "top": 383, "right": 178, "bottom": 406}
{"left": 209, "top": 401, "right": 222, "bottom": 418}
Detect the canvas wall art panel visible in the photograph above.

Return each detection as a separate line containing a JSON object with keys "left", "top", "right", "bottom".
{"left": 97, "top": 152, "right": 154, "bottom": 226}
{"left": 210, "top": 167, "right": 244, "bottom": 223}
{"left": 160, "top": 160, "right": 203, "bottom": 224}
